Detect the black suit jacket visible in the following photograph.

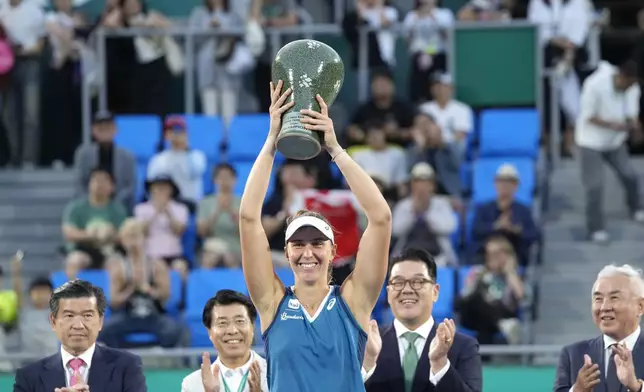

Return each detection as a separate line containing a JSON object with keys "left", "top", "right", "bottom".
{"left": 13, "top": 345, "right": 147, "bottom": 392}
{"left": 554, "top": 333, "right": 644, "bottom": 392}
{"left": 365, "top": 323, "right": 483, "bottom": 392}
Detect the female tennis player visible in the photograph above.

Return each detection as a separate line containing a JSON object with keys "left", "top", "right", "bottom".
{"left": 238, "top": 80, "right": 391, "bottom": 392}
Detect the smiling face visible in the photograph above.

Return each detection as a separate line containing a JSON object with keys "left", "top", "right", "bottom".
{"left": 592, "top": 275, "right": 644, "bottom": 340}
{"left": 387, "top": 260, "right": 438, "bottom": 328}
{"left": 208, "top": 303, "right": 254, "bottom": 361}
{"left": 286, "top": 226, "right": 336, "bottom": 285}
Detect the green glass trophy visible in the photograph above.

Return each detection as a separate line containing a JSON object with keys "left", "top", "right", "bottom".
{"left": 272, "top": 39, "right": 344, "bottom": 160}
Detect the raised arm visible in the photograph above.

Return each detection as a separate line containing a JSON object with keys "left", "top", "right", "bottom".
{"left": 239, "top": 81, "right": 294, "bottom": 328}
{"left": 300, "top": 95, "right": 392, "bottom": 327}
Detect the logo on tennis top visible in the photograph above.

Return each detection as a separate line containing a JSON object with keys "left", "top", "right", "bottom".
{"left": 326, "top": 298, "right": 336, "bottom": 310}
{"left": 288, "top": 299, "right": 300, "bottom": 310}
{"left": 281, "top": 312, "right": 304, "bottom": 321}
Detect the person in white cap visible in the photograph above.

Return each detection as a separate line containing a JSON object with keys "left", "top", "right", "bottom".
{"left": 471, "top": 163, "right": 539, "bottom": 265}
{"left": 237, "top": 81, "right": 392, "bottom": 392}
{"left": 391, "top": 162, "right": 458, "bottom": 265}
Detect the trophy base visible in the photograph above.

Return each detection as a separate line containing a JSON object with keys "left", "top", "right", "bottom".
{"left": 276, "top": 112, "right": 322, "bottom": 160}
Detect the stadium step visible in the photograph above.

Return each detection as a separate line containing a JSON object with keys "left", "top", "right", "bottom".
{"left": 534, "top": 158, "right": 644, "bottom": 348}
{"left": 0, "top": 169, "right": 74, "bottom": 280}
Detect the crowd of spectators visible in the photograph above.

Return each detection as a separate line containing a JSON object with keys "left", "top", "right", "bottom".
{"left": 0, "top": 0, "right": 574, "bottom": 359}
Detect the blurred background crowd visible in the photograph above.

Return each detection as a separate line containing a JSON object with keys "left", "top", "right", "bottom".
{"left": 0, "top": 0, "right": 642, "bottom": 389}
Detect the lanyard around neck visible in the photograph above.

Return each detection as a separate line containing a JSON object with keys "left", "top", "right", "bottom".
{"left": 221, "top": 369, "right": 250, "bottom": 392}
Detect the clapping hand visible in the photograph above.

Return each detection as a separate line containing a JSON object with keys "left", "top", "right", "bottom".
{"left": 363, "top": 320, "right": 382, "bottom": 371}
{"left": 248, "top": 361, "right": 262, "bottom": 392}
{"left": 613, "top": 343, "right": 642, "bottom": 391}
{"left": 429, "top": 319, "right": 456, "bottom": 369}
{"left": 572, "top": 354, "right": 600, "bottom": 392}
{"left": 201, "top": 352, "right": 221, "bottom": 392}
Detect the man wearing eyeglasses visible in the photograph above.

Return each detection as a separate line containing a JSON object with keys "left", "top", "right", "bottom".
{"left": 363, "top": 248, "right": 482, "bottom": 392}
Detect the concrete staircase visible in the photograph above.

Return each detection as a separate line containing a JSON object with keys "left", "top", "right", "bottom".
{"left": 533, "top": 158, "right": 644, "bottom": 363}
{"left": 0, "top": 169, "right": 75, "bottom": 280}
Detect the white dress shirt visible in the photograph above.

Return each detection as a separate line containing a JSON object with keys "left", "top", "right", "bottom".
{"left": 181, "top": 350, "right": 269, "bottom": 392}
{"left": 567, "top": 327, "right": 642, "bottom": 392}
{"left": 60, "top": 344, "right": 95, "bottom": 387}
{"left": 362, "top": 317, "right": 450, "bottom": 384}
{"left": 575, "top": 61, "right": 640, "bottom": 151}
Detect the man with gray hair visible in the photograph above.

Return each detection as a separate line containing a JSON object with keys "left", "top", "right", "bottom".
{"left": 554, "top": 264, "right": 644, "bottom": 392}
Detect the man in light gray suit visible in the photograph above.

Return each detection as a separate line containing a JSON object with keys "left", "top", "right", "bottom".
{"left": 182, "top": 290, "right": 268, "bottom": 392}
{"left": 73, "top": 111, "right": 136, "bottom": 210}
{"left": 554, "top": 264, "right": 644, "bottom": 392}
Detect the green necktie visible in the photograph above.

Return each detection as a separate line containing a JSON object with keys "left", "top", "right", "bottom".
{"left": 402, "top": 332, "right": 421, "bottom": 392}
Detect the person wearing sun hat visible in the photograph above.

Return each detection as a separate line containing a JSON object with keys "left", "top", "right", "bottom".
{"left": 391, "top": 162, "right": 458, "bottom": 266}
{"left": 471, "top": 163, "right": 539, "bottom": 265}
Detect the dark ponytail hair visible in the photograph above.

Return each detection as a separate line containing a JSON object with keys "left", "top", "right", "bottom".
{"left": 286, "top": 209, "right": 335, "bottom": 284}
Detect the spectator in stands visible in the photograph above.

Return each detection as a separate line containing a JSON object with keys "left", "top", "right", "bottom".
{"left": 457, "top": 0, "right": 514, "bottom": 21}
{"left": 392, "top": 163, "right": 458, "bottom": 266}
{"left": 190, "top": 0, "right": 255, "bottom": 124}
{"left": 135, "top": 176, "right": 189, "bottom": 268}
{"left": 363, "top": 248, "right": 482, "bottom": 392}
{"left": 408, "top": 112, "right": 462, "bottom": 200}
{"left": 352, "top": 121, "right": 408, "bottom": 198}
{"left": 342, "top": 0, "right": 399, "bottom": 70}
{"left": 181, "top": 290, "right": 268, "bottom": 392}
{"left": 197, "top": 163, "right": 242, "bottom": 268}
{"left": 471, "top": 163, "right": 539, "bottom": 265}
{"left": 0, "top": 0, "right": 45, "bottom": 167}
{"left": 118, "top": 0, "right": 178, "bottom": 117}
{"left": 576, "top": 60, "right": 644, "bottom": 243}
{"left": 346, "top": 69, "right": 416, "bottom": 146}
{"left": 261, "top": 161, "right": 316, "bottom": 267}
{"left": 418, "top": 74, "right": 473, "bottom": 161}
{"left": 148, "top": 116, "right": 207, "bottom": 207}
{"left": 100, "top": 219, "right": 184, "bottom": 348}
{"left": 40, "top": 0, "right": 88, "bottom": 166}
{"left": 528, "top": 0, "right": 591, "bottom": 158}
{"left": 9, "top": 252, "right": 58, "bottom": 358}
{"left": 457, "top": 235, "right": 525, "bottom": 346}
{"left": 251, "top": 0, "right": 298, "bottom": 112}
{"left": 73, "top": 111, "right": 136, "bottom": 211}
{"left": 402, "top": 0, "right": 453, "bottom": 103}
{"left": 62, "top": 167, "right": 128, "bottom": 270}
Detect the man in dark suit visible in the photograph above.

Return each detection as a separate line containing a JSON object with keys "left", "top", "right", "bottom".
{"left": 13, "top": 279, "right": 147, "bottom": 392}
{"left": 363, "top": 248, "right": 482, "bottom": 392}
{"left": 554, "top": 264, "right": 644, "bottom": 392}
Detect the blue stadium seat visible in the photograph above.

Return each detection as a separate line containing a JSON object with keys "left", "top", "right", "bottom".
{"left": 166, "top": 270, "right": 183, "bottom": 317}
{"left": 464, "top": 207, "right": 477, "bottom": 248}
{"left": 185, "top": 115, "right": 224, "bottom": 162}
{"left": 274, "top": 267, "right": 294, "bottom": 287}
{"left": 231, "top": 161, "right": 275, "bottom": 198}
{"left": 434, "top": 267, "right": 455, "bottom": 320}
{"left": 228, "top": 114, "right": 271, "bottom": 161}
{"left": 185, "top": 269, "right": 247, "bottom": 321}
{"left": 51, "top": 271, "right": 67, "bottom": 289}
{"left": 460, "top": 162, "right": 472, "bottom": 196}
{"left": 186, "top": 268, "right": 247, "bottom": 347}
{"left": 135, "top": 162, "right": 148, "bottom": 202}
{"left": 114, "top": 115, "right": 162, "bottom": 162}
{"left": 478, "top": 109, "right": 540, "bottom": 158}
{"left": 450, "top": 211, "right": 461, "bottom": 251}
{"left": 472, "top": 157, "right": 535, "bottom": 205}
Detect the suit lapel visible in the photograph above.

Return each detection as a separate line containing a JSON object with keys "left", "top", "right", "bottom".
{"left": 88, "top": 345, "right": 114, "bottom": 392}
{"left": 412, "top": 324, "right": 436, "bottom": 392}
{"left": 380, "top": 325, "right": 405, "bottom": 390}
{"left": 589, "top": 336, "right": 609, "bottom": 392}
{"left": 41, "top": 353, "right": 66, "bottom": 392}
